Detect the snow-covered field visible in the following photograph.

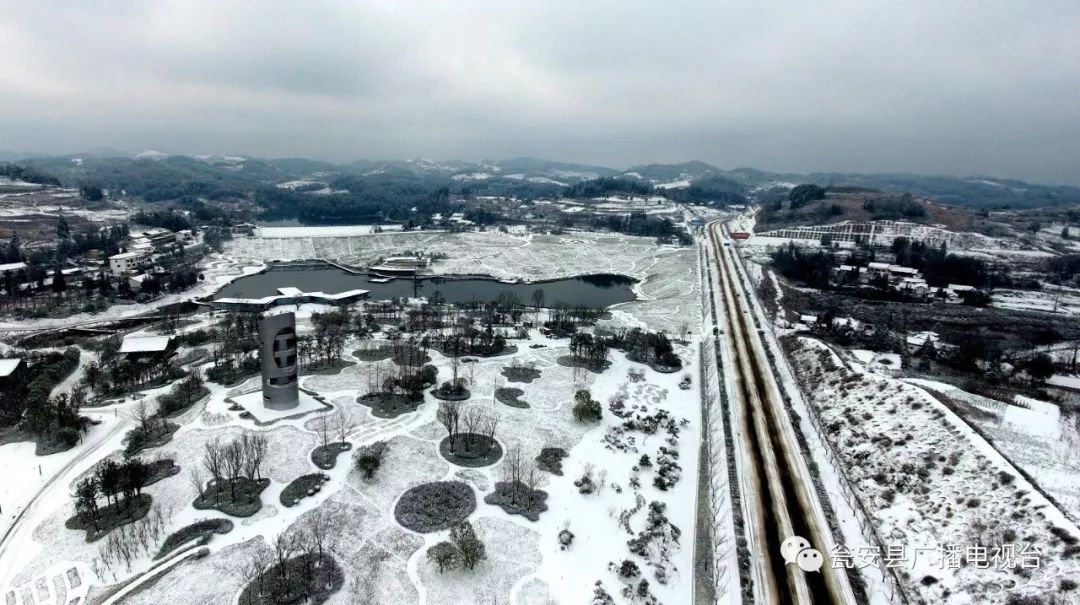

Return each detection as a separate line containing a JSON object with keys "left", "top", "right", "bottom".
{"left": 253, "top": 224, "right": 405, "bottom": 238}
{"left": 992, "top": 287, "right": 1080, "bottom": 317}
{"left": 789, "top": 338, "right": 1080, "bottom": 604}
{"left": 0, "top": 231, "right": 706, "bottom": 605}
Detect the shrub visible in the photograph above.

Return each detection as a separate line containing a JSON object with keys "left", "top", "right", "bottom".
{"left": 354, "top": 441, "right": 390, "bottom": 480}
{"left": 572, "top": 390, "right": 602, "bottom": 423}
{"left": 451, "top": 521, "right": 486, "bottom": 570}
{"left": 536, "top": 447, "right": 568, "bottom": 475}
{"left": 427, "top": 541, "right": 460, "bottom": 573}
{"left": 394, "top": 481, "right": 476, "bottom": 533}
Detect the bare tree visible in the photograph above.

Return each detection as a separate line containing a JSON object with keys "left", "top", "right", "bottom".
{"left": 242, "top": 433, "right": 268, "bottom": 481}
{"left": 525, "top": 461, "right": 542, "bottom": 495}
{"left": 305, "top": 509, "right": 334, "bottom": 566}
{"left": 502, "top": 443, "right": 526, "bottom": 504}
{"left": 240, "top": 550, "right": 270, "bottom": 605}
{"left": 186, "top": 466, "right": 206, "bottom": 497}
{"left": 202, "top": 438, "right": 224, "bottom": 485}
{"left": 482, "top": 411, "right": 500, "bottom": 448}
{"left": 460, "top": 406, "right": 485, "bottom": 453}
{"left": 436, "top": 401, "right": 461, "bottom": 451}
{"left": 315, "top": 414, "right": 331, "bottom": 449}
{"left": 273, "top": 531, "right": 300, "bottom": 587}
{"left": 332, "top": 408, "right": 354, "bottom": 445}
{"left": 135, "top": 399, "right": 154, "bottom": 437}
{"left": 222, "top": 438, "right": 245, "bottom": 501}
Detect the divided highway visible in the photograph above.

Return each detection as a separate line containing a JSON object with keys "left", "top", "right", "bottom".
{"left": 705, "top": 220, "right": 855, "bottom": 605}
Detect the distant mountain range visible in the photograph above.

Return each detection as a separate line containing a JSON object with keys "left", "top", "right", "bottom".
{"left": 3, "top": 151, "right": 1080, "bottom": 210}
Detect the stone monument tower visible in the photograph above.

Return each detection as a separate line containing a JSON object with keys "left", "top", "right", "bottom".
{"left": 259, "top": 312, "right": 300, "bottom": 410}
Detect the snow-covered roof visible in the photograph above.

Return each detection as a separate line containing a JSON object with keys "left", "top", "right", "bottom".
{"left": 800, "top": 314, "right": 818, "bottom": 323}
{"left": 111, "top": 252, "right": 141, "bottom": 260}
{"left": 215, "top": 288, "right": 371, "bottom": 308}
{"left": 888, "top": 265, "right": 919, "bottom": 275}
{"left": 119, "top": 335, "right": 173, "bottom": 353}
{"left": 867, "top": 262, "right": 890, "bottom": 270}
{"left": 837, "top": 264, "right": 856, "bottom": 271}
{"left": 129, "top": 273, "right": 152, "bottom": 283}
{"left": 948, "top": 284, "right": 976, "bottom": 291}
{"left": 0, "top": 262, "right": 27, "bottom": 273}
{"left": 0, "top": 358, "right": 24, "bottom": 377}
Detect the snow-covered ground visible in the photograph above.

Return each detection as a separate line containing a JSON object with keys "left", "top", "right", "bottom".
{"left": 0, "top": 230, "right": 707, "bottom": 604}
{"left": 788, "top": 338, "right": 1080, "bottom": 603}
{"left": 992, "top": 287, "right": 1080, "bottom": 317}
{"left": 253, "top": 224, "right": 406, "bottom": 238}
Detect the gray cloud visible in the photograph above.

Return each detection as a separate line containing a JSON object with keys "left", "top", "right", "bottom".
{"left": 1, "top": 0, "right": 1079, "bottom": 184}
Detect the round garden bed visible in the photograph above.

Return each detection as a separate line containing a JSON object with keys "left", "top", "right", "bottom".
{"left": 501, "top": 365, "right": 542, "bottom": 383}
{"left": 394, "top": 481, "right": 477, "bottom": 533}
{"left": 495, "top": 387, "right": 529, "bottom": 409}
{"left": 353, "top": 346, "right": 393, "bottom": 362}
{"left": 357, "top": 393, "right": 423, "bottom": 419}
{"left": 192, "top": 477, "right": 270, "bottom": 517}
{"left": 431, "top": 386, "right": 471, "bottom": 401}
{"left": 438, "top": 433, "right": 503, "bottom": 468}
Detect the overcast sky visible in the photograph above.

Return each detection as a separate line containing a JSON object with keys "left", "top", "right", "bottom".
{"left": 2, "top": 1, "right": 1079, "bottom": 184}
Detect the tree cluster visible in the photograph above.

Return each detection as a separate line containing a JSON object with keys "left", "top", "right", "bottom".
{"left": 788, "top": 184, "right": 827, "bottom": 209}
{"left": 426, "top": 520, "right": 487, "bottom": 573}
{"left": 194, "top": 433, "right": 269, "bottom": 506}
{"left": 240, "top": 510, "right": 342, "bottom": 605}
{"left": 572, "top": 389, "right": 603, "bottom": 423}
{"left": 770, "top": 242, "right": 836, "bottom": 289}
{"left": 863, "top": 193, "right": 926, "bottom": 219}
{"left": 2, "top": 347, "right": 80, "bottom": 433}
{"left": 73, "top": 457, "right": 155, "bottom": 531}
{"left": 891, "top": 237, "right": 1001, "bottom": 288}
{"left": 437, "top": 401, "right": 500, "bottom": 455}
{"left": 0, "top": 162, "right": 60, "bottom": 185}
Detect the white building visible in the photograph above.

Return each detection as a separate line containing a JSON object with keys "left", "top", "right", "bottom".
{"left": 109, "top": 251, "right": 143, "bottom": 275}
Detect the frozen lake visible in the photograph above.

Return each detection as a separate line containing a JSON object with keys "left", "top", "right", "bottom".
{"left": 214, "top": 267, "right": 638, "bottom": 308}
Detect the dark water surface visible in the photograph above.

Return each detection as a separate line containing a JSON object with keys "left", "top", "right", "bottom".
{"left": 214, "top": 268, "right": 637, "bottom": 308}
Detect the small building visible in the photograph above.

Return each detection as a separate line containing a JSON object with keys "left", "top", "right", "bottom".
{"left": 370, "top": 256, "right": 430, "bottom": 276}
{"left": 729, "top": 231, "right": 751, "bottom": 240}
{"left": 0, "top": 358, "right": 27, "bottom": 388}
{"left": 143, "top": 228, "right": 178, "bottom": 249}
{"left": 109, "top": 251, "right": 143, "bottom": 275}
{"left": 867, "top": 262, "right": 891, "bottom": 277}
{"left": 119, "top": 335, "right": 176, "bottom": 363}
{"left": 128, "top": 273, "right": 154, "bottom": 291}
{"left": 898, "top": 277, "right": 929, "bottom": 296}
{"left": 212, "top": 287, "right": 370, "bottom": 311}
{"left": 0, "top": 261, "right": 28, "bottom": 274}
{"left": 887, "top": 265, "right": 919, "bottom": 277}
{"left": 799, "top": 314, "right": 818, "bottom": 325}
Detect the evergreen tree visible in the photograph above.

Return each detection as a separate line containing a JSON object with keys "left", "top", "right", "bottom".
{"left": 51, "top": 267, "right": 67, "bottom": 295}
{"left": 5, "top": 232, "right": 22, "bottom": 263}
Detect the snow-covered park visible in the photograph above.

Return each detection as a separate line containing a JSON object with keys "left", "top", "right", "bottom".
{"left": 0, "top": 230, "right": 706, "bottom": 605}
